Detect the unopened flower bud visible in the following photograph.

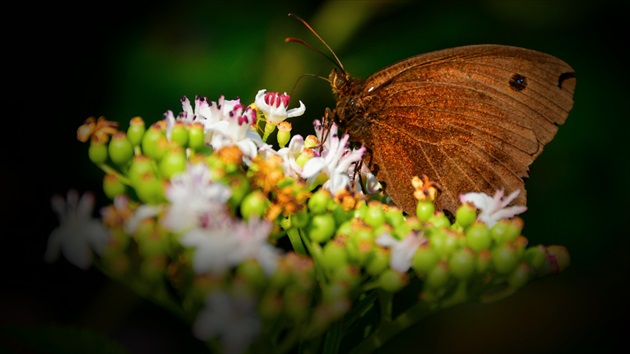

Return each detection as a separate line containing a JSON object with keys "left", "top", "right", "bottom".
{"left": 127, "top": 116, "right": 146, "bottom": 146}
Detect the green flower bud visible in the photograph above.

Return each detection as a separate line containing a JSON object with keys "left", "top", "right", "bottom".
{"left": 308, "top": 189, "right": 332, "bottom": 214}
{"left": 476, "top": 250, "right": 492, "bottom": 273}
{"left": 425, "top": 261, "right": 450, "bottom": 289}
{"left": 508, "top": 262, "right": 531, "bottom": 289}
{"left": 128, "top": 155, "right": 154, "bottom": 187}
{"left": 385, "top": 207, "right": 405, "bottom": 227}
{"left": 289, "top": 209, "right": 309, "bottom": 229}
{"left": 159, "top": 144, "right": 187, "bottom": 179}
{"left": 330, "top": 264, "right": 361, "bottom": 288}
{"left": 226, "top": 174, "right": 251, "bottom": 212}
{"left": 88, "top": 141, "right": 108, "bottom": 165}
{"left": 108, "top": 132, "right": 134, "bottom": 166}
{"left": 491, "top": 242, "right": 519, "bottom": 274}
{"left": 547, "top": 245, "right": 570, "bottom": 274}
{"left": 428, "top": 212, "right": 451, "bottom": 228}
{"left": 448, "top": 248, "right": 476, "bottom": 280}
{"left": 322, "top": 241, "right": 348, "bottom": 272}
{"left": 127, "top": 116, "right": 146, "bottom": 146}
{"left": 103, "top": 173, "right": 126, "bottom": 199}
{"left": 491, "top": 218, "right": 522, "bottom": 244}
{"left": 365, "top": 247, "right": 389, "bottom": 276}
{"left": 412, "top": 245, "right": 439, "bottom": 276}
{"left": 455, "top": 202, "right": 477, "bottom": 229}
{"left": 336, "top": 220, "right": 353, "bottom": 237}
{"left": 466, "top": 222, "right": 492, "bottom": 251}
{"left": 170, "top": 122, "right": 189, "bottom": 147}
{"left": 188, "top": 122, "right": 205, "bottom": 150}
{"left": 416, "top": 200, "right": 434, "bottom": 222}
{"left": 141, "top": 123, "right": 166, "bottom": 159}
{"left": 307, "top": 213, "right": 336, "bottom": 243}
{"left": 524, "top": 245, "right": 547, "bottom": 271}
{"left": 277, "top": 122, "right": 291, "bottom": 148}
{"left": 240, "top": 190, "right": 268, "bottom": 220}
{"left": 378, "top": 269, "right": 408, "bottom": 292}
{"left": 135, "top": 173, "right": 165, "bottom": 205}
{"left": 364, "top": 202, "right": 385, "bottom": 228}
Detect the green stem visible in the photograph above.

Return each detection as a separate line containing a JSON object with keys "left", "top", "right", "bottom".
{"left": 286, "top": 227, "right": 307, "bottom": 255}
{"left": 97, "top": 164, "right": 132, "bottom": 185}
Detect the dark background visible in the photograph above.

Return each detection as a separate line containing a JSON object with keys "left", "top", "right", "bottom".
{"left": 4, "top": 0, "right": 628, "bottom": 353}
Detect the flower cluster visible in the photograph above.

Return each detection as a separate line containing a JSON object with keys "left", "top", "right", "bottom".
{"left": 47, "top": 89, "right": 570, "bottom": 354}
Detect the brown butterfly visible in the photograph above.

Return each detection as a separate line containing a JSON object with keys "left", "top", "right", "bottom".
{"left": 289, "top": 14, "right": 576, "bottom": 216}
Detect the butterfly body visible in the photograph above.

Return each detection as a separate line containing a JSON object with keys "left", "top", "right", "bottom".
{"left": 330, "top": 44, "right": 576, "bottom": 215}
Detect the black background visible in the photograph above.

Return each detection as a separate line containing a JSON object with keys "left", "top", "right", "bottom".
{"left": 4, "top": 1, "right": 628, "bottom": 353}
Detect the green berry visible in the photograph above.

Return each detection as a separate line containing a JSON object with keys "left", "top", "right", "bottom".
{"left": 170, "top": 122, "right": 189, "bottom": 147}
{"left": 491, "top": 218, "right": 521, "bottom": 244}
{"left": 428, "top": 212, "right": 451, "bottom": 228}
{"left": 88, "top": 141, "right": 108, "bottom": 165}
{"left": 307, "top": 213, "right": 336, "bottom": 243}
{"left": 141, "top": 123, "right": 165, "bottom": 159}
{"left": 159, "top": 145, "right": 187, "bottom": 179}
{"left": 491, "top": 242, "right": 519, "bottom": 274}
{"left": 448, "top": 248, "right": 475, "bottom": 280}
{"left": 240, "top": 190, "right": 268, "bottom": 220}
{"left": 322, "top": 241, "right": 348, "bottom": 272}
{"left": 103, "top": 174, "right": 126, "bottom": 199}
{"left": 108, "top": 132, "right": 134, "bottom": 166}
{"left": 135, "top": 173, "right": 165, "bottom": 204}
{"left": 385, "top": 207, "right": 405, "bottom": 227}
{"left": 226, "top": 174, "right": 251, "bottom": 211}
{"left": 508, "top": 262, "right": 531, "bottom": 289}
{"left": 127, "top": 116, "right": 146, "bottom": 146}
{"left": 290, "top": 209, "right": 309, "bottom": 229}
{"left": 308, "top": 189, "right": 331, "bottom": 214}
{"left": 476, "top": 250, "right": 492, "bottom": 273}
{"left": 416, "top": 200, "right": 434, "bottom": 222}
{"left": 378, "top": 269, "right": 407, "bottom": 292}
{"left": 128, "top": 155, "right": 154, "bottom": 187}
{"left": 466, "top": 222, "right": 492, "bottom": 251}
{"left": 364, "top": 202, "right": 386, "bottom": 228}
{"left": 412, "top": 245, "right": 438, "bottom": 276}
{"left": 455, "top": 203, "right": 477, "bottom": 228}
{"left": 188, "top": 123, "right": 205, "bottom": 150}
{"left": 425, "top": 262, "right": 450, "bottom": 289}
{"left": 366, "top": 247, "right": 389, "bottom": 276}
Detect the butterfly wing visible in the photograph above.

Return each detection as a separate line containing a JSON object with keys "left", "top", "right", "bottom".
{"left": 358, "top": 44, "right": 576, "bottom": 214}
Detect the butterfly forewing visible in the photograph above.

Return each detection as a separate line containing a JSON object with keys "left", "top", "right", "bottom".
{"left": 338, "top": 44, "right": 575, "bottom": 214}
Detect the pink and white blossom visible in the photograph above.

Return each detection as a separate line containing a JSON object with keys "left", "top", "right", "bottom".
{"left": 459, "top": 189, "right": 527, "bottom": 228}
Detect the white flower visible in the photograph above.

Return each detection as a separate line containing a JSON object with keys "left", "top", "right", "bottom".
{"left": 162, "top": 163, "right": 231, "bottom": 233}
{"left": 45, "top": 190, "right": 110, "bottom": 270}
{"left": 180, "top": 221, "right": 239, "bottom": 275}
{"left": 301, "top": 123, "right": 365, "bottom": 194}
{"left": 232, "top": 218, "right": 281, "bottom": 276}
{"left": 376, "top": 231, "right": 425, "bottom": 273}
{"left": 180, "top": 217, "right": 280, "bottom": 276}
{"left": 193, "top": 291, "right": 261, "bottom": 354}
{"left": 124, "top": 203, "right": 163, "bottom": 234}
{"left": 459, "top": 189, "right": 527, "bottom": 228}
{"left": 276, "top": 134, "right": 306, "bottom": 177}
{"left": 254, "top": 89, "right": 305, "bottom": 125}
{"left": 208, "top": 101, "right": 269, "bottom": 160}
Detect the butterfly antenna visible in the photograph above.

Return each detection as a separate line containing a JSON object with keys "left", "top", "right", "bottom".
{"left": 287, "top": 13, "right": 346, "bottom": 73}
{"left": 289, "top": 73, "right": 330, "bottom": 98}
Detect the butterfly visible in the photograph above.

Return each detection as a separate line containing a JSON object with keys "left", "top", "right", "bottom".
{"left": 289, "top": 14, "right": 576, "bottom": 216}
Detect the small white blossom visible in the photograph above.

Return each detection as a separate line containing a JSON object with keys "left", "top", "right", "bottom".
{"left": 459, "top": 188, "right": 527, "bottom": 228}
{"left": 124, "top": 203, "right": 163, "bottom": 234}
{"left": 209, "top": 102, "right": 267, "bottom": 159}
{"left": 301, "top": 123, "right": 365, "bottom": 194}
{"left": 45, "top": 190, "right": 110, "bottom": 270}
{"left": 255, "top": 89, "right": 305, "bottom": 125}
{"left": 376, "top": 231, "right": 425, "bottom": 273}
{"left": 193, "top": 291, "right": 261, "bottom": 354}
{"left": 276, "top": 134, "right": 306, "bottom": 178}
{"left": 232, "top": 218, "right": 281, "bottom": 275}
{"left": 180, "top": 221, "right": 239, "bottom": 275}
{"left": 163, "top": 163, "right": 231, "bottom": 233}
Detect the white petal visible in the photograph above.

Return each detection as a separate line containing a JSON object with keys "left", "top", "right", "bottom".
{"left": 301, "top": 157, "right": 327, "bottom": 178}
